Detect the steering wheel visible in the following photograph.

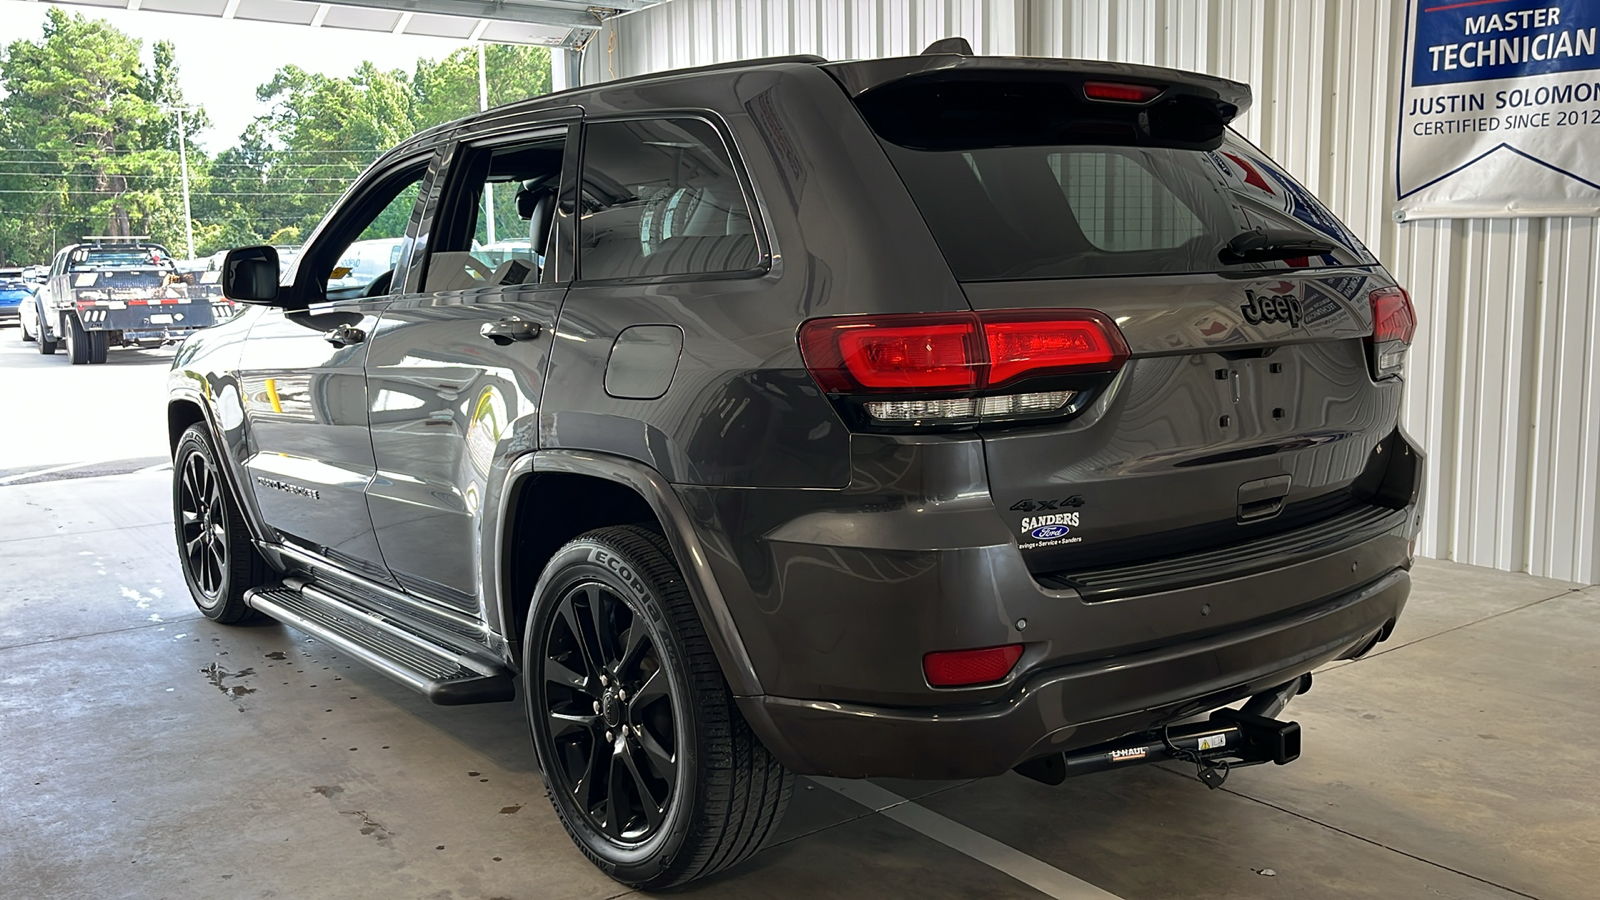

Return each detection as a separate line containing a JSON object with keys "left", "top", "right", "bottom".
{"left": 361, "top": 269, "right": 395, "bottom": 298}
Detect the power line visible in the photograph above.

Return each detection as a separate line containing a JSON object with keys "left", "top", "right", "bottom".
{"left": 0, "top": 147, "right": 378, "bottom": 155}
{"left": 0, "top": 189, "right": 347, "bottom": 196}
{"left": 0, "top": 171, "right": 359, "bottom": 181}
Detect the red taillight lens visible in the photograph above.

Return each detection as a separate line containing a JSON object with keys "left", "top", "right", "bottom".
{"left": 799, "top": 310, "right": 1128, "bottom": 394}
{"left": 1084, "top": 81, "right": 1163, "bottom": 103}
{"left": 984, "top": 313, "right": 1128, "bottom": 387}
{"left": 924, "top": 644, "right": 1024, "bottom": 687}
{"left": 831, "top": 318, "right": 981, "bottom": 390}
{"left": 1370, "top": 287, "right": 1416, "bottom": 345}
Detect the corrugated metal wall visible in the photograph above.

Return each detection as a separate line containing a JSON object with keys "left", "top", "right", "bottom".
{"left": 582, "top": 0, "right": 1600, "bottom": 583}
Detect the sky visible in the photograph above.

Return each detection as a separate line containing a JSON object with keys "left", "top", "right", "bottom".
{"left": 0, "top": 0, "right": 476, "bottom": 153}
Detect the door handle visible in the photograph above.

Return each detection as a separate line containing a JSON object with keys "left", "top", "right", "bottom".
{"left": 323, "top": 323, "right": 366, "bottom": 347}
{"left": 480, "top": 316, "right": 541, "bottom": 345}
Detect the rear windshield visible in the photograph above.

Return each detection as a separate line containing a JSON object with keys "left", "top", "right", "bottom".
{"left": 70, "top": 248, "right": 171, "bottom": 270}
{"left": 855, "top": 77, "right": 1373, "bottom": 281}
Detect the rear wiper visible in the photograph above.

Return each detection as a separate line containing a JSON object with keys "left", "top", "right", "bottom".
{"left": 1219, "top": 228, "right": 1336, "bottom": 264}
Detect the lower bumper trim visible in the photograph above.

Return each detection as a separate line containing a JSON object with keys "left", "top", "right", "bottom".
{"left": 740, "top": 568, "right": 1408, "bottom": 779}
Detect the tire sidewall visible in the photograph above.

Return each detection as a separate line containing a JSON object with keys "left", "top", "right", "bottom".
{"left": 523, "top": 535, "right": 699, "bottom": 884}
{"left": 173, "top": 427, "right": 233, "bottom": 617}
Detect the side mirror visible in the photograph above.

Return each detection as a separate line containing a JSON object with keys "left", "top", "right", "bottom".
{"left": 222, "top": 246, "right": 280, "bottom": 304}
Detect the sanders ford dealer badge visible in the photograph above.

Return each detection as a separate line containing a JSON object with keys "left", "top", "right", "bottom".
{"left": 1019, "top": 511, "right": 1083, "bottom": 549}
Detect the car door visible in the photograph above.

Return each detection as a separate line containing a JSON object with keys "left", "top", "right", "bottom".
{"left": 236, "top": 153, "right": 439, "bottom": 585}
{"left": 363, "top": 114, "right": 577, "bottom": 613}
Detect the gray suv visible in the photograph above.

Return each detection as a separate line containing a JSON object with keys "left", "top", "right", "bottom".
{"left": 167, "top": 44, "right": 1423, "bottom": 889}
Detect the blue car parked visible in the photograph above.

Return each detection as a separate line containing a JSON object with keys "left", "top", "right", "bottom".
{"left": 0, "top": 267, "right": 36, "bottom": 326}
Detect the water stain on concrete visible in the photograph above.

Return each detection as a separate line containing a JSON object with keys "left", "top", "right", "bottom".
{"left": 200, "top": 662, "right": 257, "bottom": 699}
{"left": 340, "top": 809, "right": 393, "bottom": 842}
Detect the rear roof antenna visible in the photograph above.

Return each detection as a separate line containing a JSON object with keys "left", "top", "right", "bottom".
{"left": 921, "top": 37, "right": 974, "bottom": 56}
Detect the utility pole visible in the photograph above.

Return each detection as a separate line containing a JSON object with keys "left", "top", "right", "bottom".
{"left": 478, "top": 43, "right": 496, "bottom": 246}
{"left": 167, "top": 105, "right": 196, "bottom": 260}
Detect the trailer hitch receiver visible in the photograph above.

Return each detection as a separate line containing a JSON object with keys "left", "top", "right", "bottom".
{"left": 1014, "top": 675, "right": 1308, "bottom": 788}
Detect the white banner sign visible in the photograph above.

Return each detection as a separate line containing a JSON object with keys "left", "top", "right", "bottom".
{"left": 1396, "top": 0, "right": 1600, "bottom": 220}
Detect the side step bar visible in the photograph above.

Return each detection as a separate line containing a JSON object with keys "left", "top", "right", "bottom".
{"left": 246, "top": 583, "right": 515, "bottom": 705}
{"left": 1015, "top": 675, "right": 1310, "bottom": 788}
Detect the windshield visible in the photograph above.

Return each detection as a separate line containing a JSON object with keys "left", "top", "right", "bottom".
{"left": 857, "top": 78, "right": 1374, "bottom": 281}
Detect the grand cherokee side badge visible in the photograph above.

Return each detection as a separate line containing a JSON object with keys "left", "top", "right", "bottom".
{"left": 255, "top": 476, "right": 320, "bottom": 500}
{"left": 1241, "top": 289, "right": 1303, "bottom": 328}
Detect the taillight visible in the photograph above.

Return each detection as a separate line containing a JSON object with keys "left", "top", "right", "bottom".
{"left": 1368, "top": 287, "right": 1416, "bottom": 380}
{"left": 803, "top": 314, "right": 981, "bottom": 392}
{"left": 984, "top": 313, "right": 1125, "bottom": 385}
{"left": 1083, "top": 81, "right": 1164, "bottom": 103}
{"left": 799, "top": 310, "right": 1129, "bottom": 428}
{"left": 923, "top": 644, "right": 1024, "bottom": 687}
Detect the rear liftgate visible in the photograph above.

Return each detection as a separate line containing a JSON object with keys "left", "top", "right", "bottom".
{"left": 1014, "top": 674, "right": 1310, "bottom": 790}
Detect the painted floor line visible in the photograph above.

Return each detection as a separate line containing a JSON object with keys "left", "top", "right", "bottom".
{"left": 0, "top": 460, "right": 94, "bottom": 485}
{"left": 812, "top": 777, "right": 1124, "bottom": 900}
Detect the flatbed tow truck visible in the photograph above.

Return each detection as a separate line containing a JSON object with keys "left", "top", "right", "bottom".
{"left": 34, "top": 236, "right": 227, "bottom": 363}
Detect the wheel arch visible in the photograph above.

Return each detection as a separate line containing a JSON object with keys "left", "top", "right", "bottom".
{"left": 496, "top": 450, "right": 763, "bottom": 697}
{"left": 167, "top": 393, "right": 270, "bottom": 545}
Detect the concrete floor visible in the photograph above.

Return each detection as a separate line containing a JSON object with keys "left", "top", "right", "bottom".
{"left": 2, "top": 336, "right": 1598, "bottom": 899}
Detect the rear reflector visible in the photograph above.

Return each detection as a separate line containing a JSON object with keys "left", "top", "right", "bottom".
{"left": 799, "top": 310, "right": 1128, "bottom": 395}
{"left": 1083, "top": 81, "right": 1163, "bottom": 103}
{"left": 924, "top": 644, "right": 1024, "bottom": 687}
{"left": 1370, "top": 287, "right": 1416, "bottom": 345}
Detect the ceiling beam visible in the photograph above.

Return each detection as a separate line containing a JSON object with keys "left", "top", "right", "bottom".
{"left": 317, "top": 1, "right": 615, "bottom": 31}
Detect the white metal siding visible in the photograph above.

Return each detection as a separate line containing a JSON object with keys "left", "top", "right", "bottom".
{"left": 585, "top": 0, "right": 1600, "bottom": 583}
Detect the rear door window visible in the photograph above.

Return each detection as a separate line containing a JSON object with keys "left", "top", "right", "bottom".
{"left": 577, "top": 117, "right": 760, "bottom": 281}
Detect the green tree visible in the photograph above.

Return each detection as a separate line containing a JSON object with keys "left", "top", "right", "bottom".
{"left": 412, "top": 44, "right": 552, "bottom": 128}
{"left": 0, "top": 9, "right": 206, "bottom": 264}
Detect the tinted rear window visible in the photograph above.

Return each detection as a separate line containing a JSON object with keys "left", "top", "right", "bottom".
{"left": 855, "top": 77, "right": 1372, "bottom": 281}
{"left": 71, "top": 249, "right": 171, "bottom": 269}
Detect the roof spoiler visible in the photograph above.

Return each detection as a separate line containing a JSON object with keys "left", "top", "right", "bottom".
{"left": 825, "top": 52, "right": 1252, "bottom": 121}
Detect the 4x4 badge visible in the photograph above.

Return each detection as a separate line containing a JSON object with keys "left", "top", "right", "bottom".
{"left": 1241, "top": 289, "right": 1302, "bottom": 329}
{"left": 1010, "top": 496, "right": 1085, "bottom": 512}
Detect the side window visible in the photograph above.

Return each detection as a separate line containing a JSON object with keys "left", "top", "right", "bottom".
{"left": 422, "top": 134, "right": 567, "bottom": 294}
{"left": 578, "top": 118, "right": 759, "bottom": 281}
{"left": 319, "top": 166, "right": 426, "bottom": 297}
{"left": 1047, "top": 151, "right": 1209, "bottom": 253}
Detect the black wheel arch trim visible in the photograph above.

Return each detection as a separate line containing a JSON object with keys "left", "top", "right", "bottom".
{"left": 495, "top": 449, "right": 764, "bottom": 698}
{"left": 165, "top": 387, "right": 271, "bottom": 546}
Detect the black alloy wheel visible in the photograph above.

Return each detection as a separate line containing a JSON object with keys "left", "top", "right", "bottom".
{"left": 178, "top": 446, "right": 228, "bottom": 603}
{"left": 526, "top": 526, "right": 792, "bottom": 890}
{"left": 542, "top": 580, "right": 679, "bottom": 843}
{"left": 172, "top": 424, "right": 265, "bottom": 623}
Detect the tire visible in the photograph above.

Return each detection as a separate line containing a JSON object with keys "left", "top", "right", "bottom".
{"left": 88, "top": 330, "right": 109, "bottom": 364}
{"left": 173, "top": 424, "right": 268, "bottom": 623}
{"left": 36, "top": 306, "right": 57, "bottom": 355}
{"left": 19, "top": 313, "right": 33, "bottom": 342}
{"left": 64, "top": 312, "right": 90, "bottom": 364}
{"left": 525, "top": 525, "right": 792, "bottom": 890}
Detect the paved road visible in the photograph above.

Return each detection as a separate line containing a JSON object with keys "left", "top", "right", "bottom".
{"left": 0, "top": 323, "right": 174, "bottom": 474}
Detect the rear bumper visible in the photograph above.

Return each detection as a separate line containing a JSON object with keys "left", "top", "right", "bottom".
{"left": 740, "top": 567, "right": 1408, "bottom": 778}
